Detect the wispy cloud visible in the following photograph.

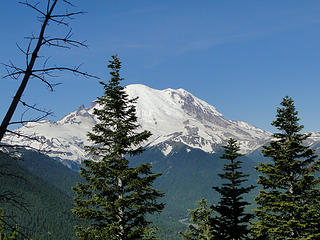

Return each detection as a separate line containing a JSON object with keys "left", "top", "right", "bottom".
{"left": 120, "top": 44, "right": 163, "bottom": 49}
{"left": 172, "top": 6, "right": 320, "bottom": 56}
{"left": 175, "top": 18, "right": 319, "bottom": 55}
{"left": 174, "top": 32, "right": 261, "bottom": 55}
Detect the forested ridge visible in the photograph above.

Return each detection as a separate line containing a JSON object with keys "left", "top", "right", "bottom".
{"left": 0, "top": 152, "right": 79, "bottom": 239}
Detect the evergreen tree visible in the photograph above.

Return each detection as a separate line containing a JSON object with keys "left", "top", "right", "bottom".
{"left": 182, "top": 138, "right": 254, "bottom": 240}
{"left": 72, "top": 55, "right": 164, "bottom": 240}
{"left": 211, "top": 138, "right": 255, "bottom": 240}
{"left": 0, "top": 209, "right": 18, "bottom": 240}
{"left": 251, "top": 96, "right": 320, "bottom": 240}
{"left": 142, "top": 226, "right": 161, "bottom": 240}
{"left": 180, "top": 199, "right": 215, "bottom": 240}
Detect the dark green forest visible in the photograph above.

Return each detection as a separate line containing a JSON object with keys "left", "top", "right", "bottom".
{"left": 0, "top": 146, "right": 257, "bottom": 240}
{"left": 0, "top": 152, "right": 79, "bottom": 239}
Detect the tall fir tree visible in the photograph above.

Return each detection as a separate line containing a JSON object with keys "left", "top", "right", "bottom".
{"left": 211, "top": 138, "right": 255, "bottom": 240}
{"left": 251, "top": 96, "right": 320, "bottom": 240}
{"left": 72, "top": 55, "right": 164, "bottom": 240}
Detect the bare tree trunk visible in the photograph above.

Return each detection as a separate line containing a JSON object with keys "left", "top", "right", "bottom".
{"left": 0, "top": 1, "right": 57, "bottom": 143}
{"left": 118, "top": 177, "right": 124, "bottom": 240}
{"left": 289, "top": 171, "right": 297, "bottom": 238}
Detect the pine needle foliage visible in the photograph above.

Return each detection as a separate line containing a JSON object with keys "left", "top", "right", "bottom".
{"left": 72, "top": 55, "right": 164, "bottom": 240}
{"left": 251, "top": 96, "right": 320, "bottom": 240}
{"left": 180, "top": 198, "right": 215, "bottom": 240}
{"left": 0, "top": 209, "right": 18, "bottom": 240}
{"left": 212, "top": 138, "right": 255, "bottom": 240}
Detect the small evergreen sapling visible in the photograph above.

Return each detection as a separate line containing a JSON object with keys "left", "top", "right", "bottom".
{"left": 0, "top": 209, "right": 18, "bottom": 240}
{"left": 180, "top": 199, "right": 215, "bottom": 240}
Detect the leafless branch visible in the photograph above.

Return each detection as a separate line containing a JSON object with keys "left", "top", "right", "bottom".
{"left": 7, "top": 101, "right": 54, "bottom": 126}
{"left": 33, "top": 66, "right": 99, "bottom": 78}
{"left": 51, "top": 11, "right": 87, "bottom": 19}
{"left": 16, "top": 43, "right": 28, "bottom": 56}
{"left": 2, "top": 62, "right": 24, "bottom": 80}
{"left": 0, "top": 165, "right": 25, "bottom": 181}
{"left": 26, "top": 39, "right": 32, "bottom": 66}
{"left": 62, "top": 0, "right": 74, "bottom": 6}
{"left": 0, "top": 144, "right": 49, "bottom": 153}
{"left": 42, "top": 30, "right": 88, "bottom": 49}
{"left": 2, "top": 63, "right": 97, "bottom": 92}
{"left": 1, "top": 125, "right": 50, "bottom": 153}
{"left": 26, "top": 30, "right": 88, "bottom": 49}
{"left": 0, "top": 191, "right": 29, "bottom": 212}
{"left": 5, "top": 130, "right": 40, "bottom": 143}
{"left": 0, "top": 211, "right": 30, "bottom": 239}
{"left": 0, "top": 186, "right": 30, "bottom": 238}
{"left": 20, "top": 0, "right": 85, "bottom": 26}
{"left": 21, "top": 100, "right": 53, "bottom": 116}
{"left": 19, "top": 1, "right": 46, "bottom": 17}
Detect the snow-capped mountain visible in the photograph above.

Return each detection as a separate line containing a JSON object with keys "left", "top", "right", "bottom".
{"left": 3, "top": 84, "right": 272, "bottom": 164}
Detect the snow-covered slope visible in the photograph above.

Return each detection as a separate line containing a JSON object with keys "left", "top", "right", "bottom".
{"left": 3, "top": 84, "right": 272, "bottom": 163}
{"left": 125, "top": 84, "right": 271, "bottom": 154}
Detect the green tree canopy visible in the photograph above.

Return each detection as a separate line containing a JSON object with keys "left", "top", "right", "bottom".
{"left": 180, "top": 199, "right": 215, "bottom": 240}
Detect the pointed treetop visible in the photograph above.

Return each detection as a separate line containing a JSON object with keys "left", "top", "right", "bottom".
{"left": 221, "top": 138, "right": 243, "bottom": 160}
{"left": 272, "top": 95, "right": 303, "bottom": 135}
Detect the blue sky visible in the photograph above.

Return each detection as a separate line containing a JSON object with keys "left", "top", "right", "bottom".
{"left": 1, "top": 0, "right": 320, "bottom": 132}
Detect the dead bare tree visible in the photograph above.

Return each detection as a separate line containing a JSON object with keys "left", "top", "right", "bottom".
{"left": 0, "top": 0, "right": 98, "bottom": 147}
{"left": 0, "top": 0, "right": 98, "bottom": 236}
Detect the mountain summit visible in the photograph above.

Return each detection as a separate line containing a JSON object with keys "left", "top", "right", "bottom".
{"left": 125, "top": 84, "right": 270, "bottom": 154}
{"left": 4, "top": 84, "right": 271, "bottom": 164}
